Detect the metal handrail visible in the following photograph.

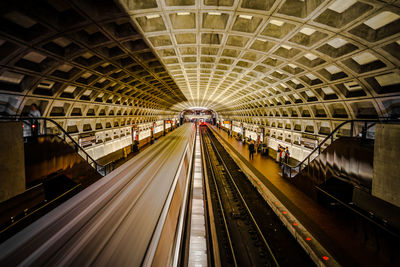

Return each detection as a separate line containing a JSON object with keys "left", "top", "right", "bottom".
{"left": 281, "top": 118, "right": 400, "bottom": 178}
{"left": 0, "top": 116, "right": 108, "bottom": 176}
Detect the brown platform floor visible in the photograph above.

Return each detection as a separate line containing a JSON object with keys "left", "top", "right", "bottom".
{"left": 210, "top": 125, "right": 386, "bottom": 267}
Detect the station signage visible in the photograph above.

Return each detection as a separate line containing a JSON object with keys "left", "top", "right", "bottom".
{"left": 79, "top": 135, "right": 96, "bottom": 148}
{"left": 223, "top": 120, "right": 230, "bottom": 124}
{"left": 165, "top": 120, "right": 173, "bottom": 124}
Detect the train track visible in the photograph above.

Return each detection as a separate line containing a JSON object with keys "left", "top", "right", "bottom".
{"left": 201, "top": 126, "right": 313, "bottom": 266}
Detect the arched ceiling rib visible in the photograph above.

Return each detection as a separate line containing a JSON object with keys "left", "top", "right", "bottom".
{"left": 121, "top": 0, "right": 400, "bottom": 119}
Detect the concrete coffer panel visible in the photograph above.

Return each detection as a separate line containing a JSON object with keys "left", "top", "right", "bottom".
{"left": 0, "top": 121, "right": 25, "bottom": 202}
{"left": 372, "top": 123, "right": 400, "bottom": 207}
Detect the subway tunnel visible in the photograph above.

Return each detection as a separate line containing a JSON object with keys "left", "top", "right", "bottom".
{"left": 0, "top": 0, "right": 400, "bottom": 266}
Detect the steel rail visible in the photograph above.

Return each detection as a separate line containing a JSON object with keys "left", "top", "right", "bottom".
{"left": 201, "top": 128, "right": 238, "bottom": 267}
{"left": 200, "top": 127, "right": 221, "bottom": 267}
{"left": 205, "top": 128, "right": 280, "bottom": 267}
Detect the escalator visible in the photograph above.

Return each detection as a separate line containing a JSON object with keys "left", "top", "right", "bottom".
{"left": 292, "top": 136, "right": 374, "bottom": 201}
{"left": 284, "top": 120, "right": 400, "bottom": 265}
{"left": 0, "top": 118, "right": 103, "bottom": 240}
{"left": 24, "top": 135, "right": 101, "bottom": 188}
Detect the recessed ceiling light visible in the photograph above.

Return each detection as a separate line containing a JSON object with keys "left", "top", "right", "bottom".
{"left": 270, "top": 19, "right": 284, "bottom": 26}
{"left": 305, "top": 90, "right": 315, "bottom": 97}
{"left": 305, "top": 73, "right": 318, "bottom": 80}
{"left": 146, "top": 14, "right": 160, "bottom": 19}
{"left": 328, "top": 0, "right": 356, "bottom": 13}
{"left": 300, "top": 27, "right": 316, "bottom": 36}
{"left": 239, "top": 14, "right": 253, "bottom": 20}
{"left": 81, "top": 72, "right": 92, "bottom": 79}
{"left": 208, "top": 12, "right": 221, "bottom": 16}
{"left": 322, "top": 86, "right": 335, "bottom": 95}
{"left": 327, "top": 37, "right": 347, "bottom": 48}
{"left": 344, "top": 81, "right": 362, "bottom": 91}
{"left": 364, "top": 11, "right": 400, "bottom": 30}
{"left": 83, "top": 89, "right": 92, "bottom": 96}
{"left": 304, "top": 53, "right": 318, "bottom": 61}
{"left": 292, "top": 78, "right": 300, "bottom": 84}
{"left": 177, "top": 12, "right": 190, "bottom": 16}
{"left": 325, "top": 65, "right": 342, "bottom": 74}
{"left": 64, "top": 85, "right": 76, "bottom": 93}
{"left": 22, "top": 51, "right": 46, "bottom": 63}
{"left": 352, "top": 52, "right": 378, "bottom": 65}
{"left": 375, "top": 73, "right": 400, "bottom": 87}
{"left": 281, "top": 44, "right": 292, "bottom": 50}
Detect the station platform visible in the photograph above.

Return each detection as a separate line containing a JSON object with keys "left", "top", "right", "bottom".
{"left": 210, "top": 125, "right": 385, "bottom": 266}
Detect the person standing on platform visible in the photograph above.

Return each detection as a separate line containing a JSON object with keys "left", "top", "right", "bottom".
{"left": 284, "top": 147, "right": 290, "bottom": 164}
{"left": 29, "top": 103, "right": 41, "bottom": 136}
{"left": 276, "top": 145, "right": 282, "bottom": 163}
{"left": 279, "top": 146, "right": 285, "bottom": 166}
{"left": 249, "top": 140, "right": 255, "bottom": 160}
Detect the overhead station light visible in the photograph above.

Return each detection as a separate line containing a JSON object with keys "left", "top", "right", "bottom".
{"left": 352, "top": 52, "right": 377, "bottom": 65}
{"left": 239, "top": 14, "right": 253, "bottom": 20}
{"left": 328, "top": 0, "right": 356, "bottom": 13}
{"left": 177, "top": 12, "right": 190, "bottom": 16}
{"left": 208, "top": 12, "right": 221, "bottom": 16}
{"left": 146, "top": 14, "right": 160, "bottom": 19}
{"left": 188, "top": 106, "right": 209, "bottom": 110}
{"left": 300, "top": 27, "right": 316, "bottom": 36}
{"left": 364, "top": 11, "right": 400, "bottom": 30}
{"left": 304, "top": 53, "right": 318, "bottom": 61}
{"left": 270, "top": 19, "right": 284, "bottom": 26}
{"left": 37, "top": 80, "right": 54, "bottom": 89}
{"left": 327, "top": 37, "right": 347, "bottom": 48}
{"left": 0, "top": 71, "right": 24, "bottom": 84}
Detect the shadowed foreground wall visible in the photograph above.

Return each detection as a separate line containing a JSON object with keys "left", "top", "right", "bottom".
{"left": 373, "top": 124, "right": 400, "bottom": 207}
{"left": 0, "top": 122, "right": 25, "bottom": 202}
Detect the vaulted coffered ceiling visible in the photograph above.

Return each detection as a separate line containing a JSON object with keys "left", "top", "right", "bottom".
{"left": 0, "top": 0, "right": 400, "bottom": 134}
{"left": 120, "top": 0, "right": 400, "bottom": 119}
{"left": 0, "top": 0, "right": 186, "bottom": 123}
